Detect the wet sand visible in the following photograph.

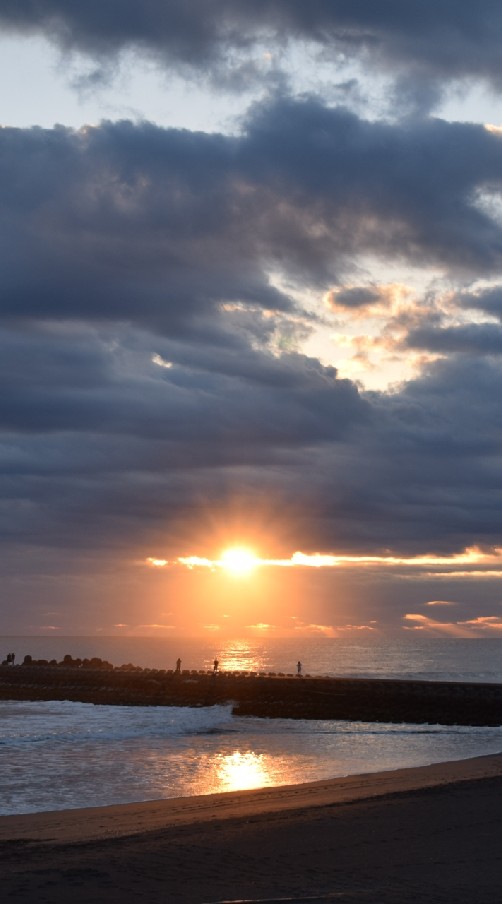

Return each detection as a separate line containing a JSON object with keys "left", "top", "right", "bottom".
{"left": 1, "top": 753, "right": 502, "bottom": 902}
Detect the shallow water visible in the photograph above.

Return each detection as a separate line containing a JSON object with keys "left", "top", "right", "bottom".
{"left": 2, "top": 636, "right": 502, "bottom": 815}
{"left": 1, "top": 699, "right": 502, "bottom": 815}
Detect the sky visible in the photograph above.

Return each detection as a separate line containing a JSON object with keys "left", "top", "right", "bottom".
{"left": 3, "top": 1, "right": 502, "bottom": 639}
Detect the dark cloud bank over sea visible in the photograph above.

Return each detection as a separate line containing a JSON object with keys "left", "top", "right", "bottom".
{"left": 2, "top": 2, "right": 502, "bottom": 633}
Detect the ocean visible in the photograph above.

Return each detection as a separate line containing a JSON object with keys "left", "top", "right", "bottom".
{"left": 1, "top": 636, "right": 502, "bottom": 815}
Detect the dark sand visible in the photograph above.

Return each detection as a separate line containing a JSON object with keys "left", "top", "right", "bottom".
{"left": 1, "top": 754, "right": 502, "bottom": 903}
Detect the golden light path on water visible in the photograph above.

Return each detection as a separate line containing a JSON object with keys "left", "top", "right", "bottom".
{"left": 179, "top": 748, "right": 299, "bottom": 797}
{"left": 216, "top": 639, "right": 263, "bottom": 672}
{"left": 215, "top": 750, "right": 274, "bottom": 792}
{"left": 145, "top": 748, "right": 280, "bottom": 798}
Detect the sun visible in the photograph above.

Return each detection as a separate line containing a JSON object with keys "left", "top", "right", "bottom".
{"left": 220, "top": 547, "right": 258, "bottom": 577}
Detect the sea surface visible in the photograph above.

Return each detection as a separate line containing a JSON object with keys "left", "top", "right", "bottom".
{"left": 1, "top": 636, "right": 502, "bottom": 815}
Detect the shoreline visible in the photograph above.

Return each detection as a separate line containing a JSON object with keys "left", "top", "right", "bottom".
{"left": 2, "top": 751, "right": 502, "bottom": 844}
{"left": 2, "top": 753, "right": 502, "bottom": 902}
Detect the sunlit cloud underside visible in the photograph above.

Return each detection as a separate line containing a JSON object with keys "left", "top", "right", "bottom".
{"left": 146, "top": 546, "right": 502, "bottom": 575}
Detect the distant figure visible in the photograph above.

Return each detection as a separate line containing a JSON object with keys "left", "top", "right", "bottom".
{"left": 175, "top": 657, "right": 181, "bottom": 673}
{"left": 213, "top": 658, "right": 219, "bottom": 673}
{"left": 297, "top": 660, "right": 302, "bottom": 675}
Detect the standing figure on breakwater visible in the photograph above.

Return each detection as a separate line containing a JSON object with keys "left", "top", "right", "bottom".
{"left": 297, "top": 660, "right": 302, "bottom": 675}
{"left": 175, "top": 657, "right": 181, "bottom": 673}
{"left": 213, "top": 658, "right": 219, "bottom": 673}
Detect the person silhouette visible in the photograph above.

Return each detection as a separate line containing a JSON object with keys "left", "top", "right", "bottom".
{"left": 213, "top": 658, "right": 219, "bottom": 673}
{"left": 297, "top": 660, "right": 302, "bottom": 675}
{"left": 175, "top": 657, "right": 181, "bottom": 673}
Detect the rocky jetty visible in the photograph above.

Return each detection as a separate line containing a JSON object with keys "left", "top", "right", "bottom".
{"left": 1, "top": 655, "right": 501, "bottom": 725}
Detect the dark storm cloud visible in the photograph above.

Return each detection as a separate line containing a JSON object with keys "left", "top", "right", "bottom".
{"left": 241, "top": 97, "right": 502, "bottom": 273}
{"left": 3, "top": 99, "right": 502, "bottom": 569}
{"left": 0, "top": 119, "right": 294, "bottom": 331}
{"left": 0, "top": 316, "right": 368, "bottom": 552}
{"left": 7, "top": 319, "right": 502, "bottom": 559}
{"left": 459, "top": 285, "right": 502, "bottom": 320}
{"left": 0, "top": 323, "right": 364, "bottom": 442}
{"left": 405, "top": 322, "right": 502, "bottom": 355}
{"left": 2, "top": 99, "right": 502, "bottom": 340}
{"left": 312, "top": 354, "right": 502, "bottom": 555}
{"left": 2, "top": 1, "right": 502, "bottom": 88}
{"left": 327, "top": 287, "right": 383, "bottom": 310}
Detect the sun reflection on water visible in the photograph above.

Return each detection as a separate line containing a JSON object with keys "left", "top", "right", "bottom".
{"left": 180, "top": 747, "right": 290, "bottom": 796}
{"left": 215, "top": 640, "right": 265, "bottom": 673}
{"left": 215, "top": 750, "right": 273, "bottom": 792}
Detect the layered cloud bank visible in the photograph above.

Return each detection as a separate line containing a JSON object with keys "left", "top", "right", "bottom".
{"left": 4, "top": 2, "right": 502, "bottom": 90}
{"left": 2, "top": 2, "right": 502, "bottom": 635}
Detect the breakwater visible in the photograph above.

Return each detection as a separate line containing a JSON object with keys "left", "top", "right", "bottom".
{"left": 1, "top": 658, "right": 502, "bottom": 725}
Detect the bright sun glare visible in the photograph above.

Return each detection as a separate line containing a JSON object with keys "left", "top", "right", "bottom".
{"left": 220, "top": 547, "right": 258, "bottom": 577}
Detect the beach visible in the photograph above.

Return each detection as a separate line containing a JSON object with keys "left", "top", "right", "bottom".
{"left": 2, "top": 754, "right": 502, "bottom": 903}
